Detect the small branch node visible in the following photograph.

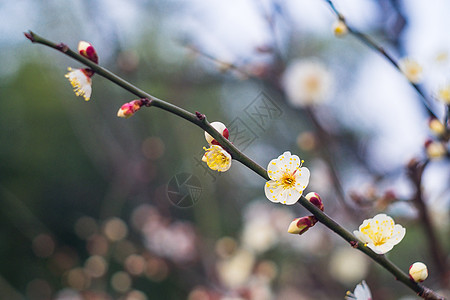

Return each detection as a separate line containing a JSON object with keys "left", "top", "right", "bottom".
{"left": 140, "top": 98, "right": 152, "bottom": 107}
{"left": 195, "top": 111, "right": 205, "bottom": 120}
{"left": 56, "top": 43, "right": 69, "bottom": 53}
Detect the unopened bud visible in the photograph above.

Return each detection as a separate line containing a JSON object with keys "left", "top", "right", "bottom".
{"left": 428, "top": 117, "right": 446, "bottom": 137}
{"left": 409, "top": 262, "right": 428, "bottom": 282}
{"left": 333, "top": 19, "right": 348, "bottom": 37}
{"left": 287, "top": 216, "right": 318, "bottom": 235}
{"left": 425, "top": 139, "right": 447, "bottom": 159}
{"left": 78, "top": 41, "right": 98, "bottom": 64}
{"left": 305, "top": 192, "right": 324, "bottom": 211}
{"left": 117, "top": 100, "right": 142, "bottom": 118}
{"left": 205, "top": 121, "right": 229, "bottom": 145}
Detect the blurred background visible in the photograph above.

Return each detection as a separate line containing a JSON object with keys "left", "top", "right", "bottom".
{"left": 1, "top": 0, "right": 449, "bottom": 299}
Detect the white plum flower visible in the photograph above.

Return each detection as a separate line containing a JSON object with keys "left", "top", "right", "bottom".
{"left": 353, "top": 213, "right": 406, "bottom": 254}
{"left": 345, "top": 280, "right": 372, "bottom": 300}
{"left": 282, "top": 59, "right": 333, "bottom": 107}
{"left": 65, "top": 67, "right": 93, "bottom": 101}
{"left": 264, "top": 151, "right": 310, "bottom": 205}
{"left": 202, "top": 145, "right": 232, "bottom": 172}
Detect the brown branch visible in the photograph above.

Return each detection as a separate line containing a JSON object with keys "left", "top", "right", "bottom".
{"left": 407, "top": 158, "right": 450, "bottom": 289}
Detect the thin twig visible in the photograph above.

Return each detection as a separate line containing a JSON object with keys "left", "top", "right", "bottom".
{"left": 305, "top": 107, "right": 355, "bottom": 212}
{"left": 26, "top": 31, "right": 445, "bottom": 300}
{"left": 185, "top": 44, "right": 252, "bottom": 78}
{"left": 407, "top": 159, "right": 450, "bottom": 288}
{"left": 323, "top": 0, "right": 438, "bottom": 120}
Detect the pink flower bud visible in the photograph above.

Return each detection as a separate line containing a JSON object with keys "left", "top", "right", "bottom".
{"left": 305, "top": 192, "right": 324, "bottom": 211}
{"left": 117, "top": 100, "right": 142, "bottom": 118}
{"left": 409, "top": 262, "right": 428, "bottom": 282}
{"left": 78, "top": 41, "right": 98, "bottom": 64}
{"left": 287, "top": 216, "right": 318, "bottom": 235}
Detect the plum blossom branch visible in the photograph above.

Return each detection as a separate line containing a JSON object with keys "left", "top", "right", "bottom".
{"left": 26, "top": 31, "right": 445, "bottom": 300}
{"left": 187, "top": 45, "right": 354, "bottom": 213}
{"left": 26, "top": 31, "right": 267, "bottom": 180}
{"left": 323, "top": 0, "right": 439, "bottom": 121}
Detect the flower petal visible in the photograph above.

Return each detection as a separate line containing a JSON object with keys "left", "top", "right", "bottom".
{"left": 354, "top": 280, "right": 372, "bottom": 299}
{"left": 369, "top": 242, "right": 393, "bottom": 254}
{"left": 284, "top": 188, "right": 301, "bottom": 205}
{"left": 373, "top": 213, "right": 389, "bottom": 222}
{"left": 278, "top": 152, "right": 299, "bottom": 173}
{"left": 353, "top": 230, "right": 370, "bottom": 244}
{"left": 267, "top": 158, "right": 283, "bottom": 180}
{"left": 275, "top": 189, "right": 288, "bottom": 204}
{"left": 267, "top": 151, "right": 299, "bottom": 180}
{"left": 389, "top": 225, "right": 406, "bottom": 245}
{"left": 264, "top": 181, "right": 283, "bottom": 203}
{"left": 65, "top": 68, "right": 92, "bottom": 101}
{"left": 294, "top": 167, "right": 310, "bottom": 192}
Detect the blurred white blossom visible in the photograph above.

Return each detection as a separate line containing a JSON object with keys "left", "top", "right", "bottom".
{"left": 329, "top": 247, "right": 369, "bottom": 284}
{"left": 282, "top": 59, "right": 334, "bottom": 107}
{"left": 241, "top": 217, "right": 278, "bottom": 253}
{"left": 141, "top": 215, "right": 196, "bottom": 263}
{"left": 217, "top": 249, "right": 255, "bottom": 289}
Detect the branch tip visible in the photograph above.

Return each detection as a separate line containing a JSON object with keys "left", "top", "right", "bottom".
{"left": 56, "top": 43, "right": 69, "bottom": 53}
{"left": 24, "top": 31, "right": 35, "bottom": 43}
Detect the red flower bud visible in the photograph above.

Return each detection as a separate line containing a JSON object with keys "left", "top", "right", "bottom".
{"left": 78, "top": 41, "right": 98, "bottom": 64}
{"left": 305, "top": 192, "right": 324, "bottom": 211}
{"left": 117, "top": 100, "right": 143, "bottom": 118}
